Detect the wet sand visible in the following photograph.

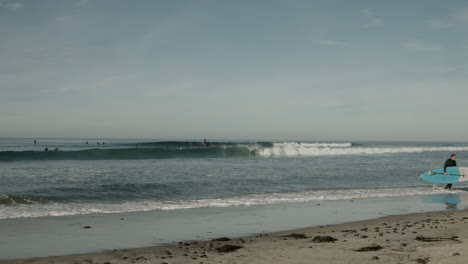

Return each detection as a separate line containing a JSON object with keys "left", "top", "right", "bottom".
{"left": 2, "top": 209, "right": 468, "bottom": 264}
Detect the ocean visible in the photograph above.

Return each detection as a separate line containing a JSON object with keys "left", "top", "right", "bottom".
{"left": 1, "top": 138, "right": 468, "bottom": 258}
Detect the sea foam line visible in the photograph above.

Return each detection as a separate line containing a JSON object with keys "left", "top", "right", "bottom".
{"left": 255, "top": 144, "right": 468, "bottom": 157}
{"left": 0, "top": 187, "right": 460, "bottom": 219}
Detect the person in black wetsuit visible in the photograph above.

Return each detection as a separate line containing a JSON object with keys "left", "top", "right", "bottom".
{"left": 443, "top": 154, "right": 457, "bottom": 189}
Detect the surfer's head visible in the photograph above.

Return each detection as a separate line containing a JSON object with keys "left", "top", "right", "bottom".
{"left": 451, "top": 154, "right": 456, "bottom": 160}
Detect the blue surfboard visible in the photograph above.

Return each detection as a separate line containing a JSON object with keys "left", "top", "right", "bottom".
{"left": 420, "top": 166, "right": 468, "bottom": 184}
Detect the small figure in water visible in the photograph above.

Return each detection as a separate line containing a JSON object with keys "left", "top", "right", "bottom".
{"left": 443, "top": 154, "right": 457, "bottom": 190}
{"left": 97, "top": 142, "right": 100, "bottom": 145}
{"left": 54, "top": 147, "right": 59, "bottom": 151}
{"left": 34, "top": 140, "right": 37, "bottom": 144}
{"left": 44, "top": 147, "right": 49, "bottom": 151}
{"left": 86, "top": 141, "right": 88, "bottom": 144}
{"left": 202, "top": 139, "right": 208, "bottom": 146}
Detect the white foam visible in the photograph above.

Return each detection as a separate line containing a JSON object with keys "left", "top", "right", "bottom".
{"left": 292, "top": 143, "right": 352, "bottom": 148}
{"left": 0, "top": 187, "right": 461, "bottom": 219}
{"left": 254, "top": 143, "right": 468, "bottom": 157}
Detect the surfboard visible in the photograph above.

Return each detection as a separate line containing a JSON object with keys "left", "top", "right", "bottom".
{"left": 420, "top": 166, "right": 468, "bottom": 184}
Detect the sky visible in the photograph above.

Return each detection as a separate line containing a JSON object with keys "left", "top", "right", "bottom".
{"left": 1, "top": 0, "right": 468, "bottom": 141}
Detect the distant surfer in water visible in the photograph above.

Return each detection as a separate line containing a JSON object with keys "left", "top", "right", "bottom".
{"left": 443, "top": 154, "right": 457, "bottom": 190}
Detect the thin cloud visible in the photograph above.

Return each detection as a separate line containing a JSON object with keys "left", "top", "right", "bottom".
{"left": 403, "top": 40, "right": 441, "bottom": 52}
{"left": 77, "top": 0, "right": 88, "bottom": 8}
{"left": 319, "top": 40, "right": 348, "bottom": 46}
{"left": 362, "top": 8, "right": 384, "bottom": 28}
{"left": 427, "top": 7, "right": 468, "bottom": 30}
{"left": 406, "top": 65, "right": 465, "bottom": 74}
{"left": 426, "top": 19, "right": 452, "bottom": 29}
{"left": 455, "top": 7, "right": 468, "bottom": 22}
{"left": 5, "top": 2, "right": 24, "bottom": 9}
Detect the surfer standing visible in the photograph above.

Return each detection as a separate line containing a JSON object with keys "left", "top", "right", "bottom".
{"left": 443, "top": 154, "right": 457, "bottom": 189}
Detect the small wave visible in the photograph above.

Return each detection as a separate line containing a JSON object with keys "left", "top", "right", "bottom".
{"left": 0, "top": 187, "right": 461, "bottom": 219}
{"left": 0, "top": 195, "right": 50, "bottom": 205}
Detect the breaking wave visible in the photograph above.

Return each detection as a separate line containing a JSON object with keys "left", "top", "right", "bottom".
{"left": 1, "top": 141, "right": 468, "bottom": 161}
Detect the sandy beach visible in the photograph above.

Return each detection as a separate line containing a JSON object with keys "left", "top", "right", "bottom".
{"left": 2, "top": 209, "right": 467, "bottom": 264}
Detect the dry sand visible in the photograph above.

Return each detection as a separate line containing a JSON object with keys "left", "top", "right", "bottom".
{"left": 2, "top": 209, "right": 468, "bottom": 264}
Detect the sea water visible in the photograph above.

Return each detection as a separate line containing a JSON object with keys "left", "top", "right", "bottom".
{"left": 1, "top": 139, "right": 468, "bottom": 258}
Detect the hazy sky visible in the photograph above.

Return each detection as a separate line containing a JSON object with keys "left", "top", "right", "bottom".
{"left": 1, "top": 0, "right": 467, "bottom": 141}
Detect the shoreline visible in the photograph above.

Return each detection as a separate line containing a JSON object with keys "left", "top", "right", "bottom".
{"left": 3, "top": 208, "right": 468, "bottom": 264}
{"left": 2, "top": 192, "right": 466, "bottom": 259}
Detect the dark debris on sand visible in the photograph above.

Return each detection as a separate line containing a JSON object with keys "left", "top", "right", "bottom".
{"left": 355, "top": 245, "right": 384, "bottom": 252}
{"left": 215, "top": 245, "right": 243, "bottom": 253}
{"left": 415, "top": 257, "right": 430, "bottom": 264}
{"left": 212, "top": 237, "right": 231, "bottom": 242}
{"left": 415, "top": 236, "right": 459, "bottom": 242}
{"left": 312, "top": 236, "right": 337, "bottom": 243}
{"left": 283, "top": 233, "right": 308, "bottom": 239}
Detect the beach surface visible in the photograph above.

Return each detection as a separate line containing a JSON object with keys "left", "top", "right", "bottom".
{"left": 3, "top": 209, "right": 468, "bottom": 264}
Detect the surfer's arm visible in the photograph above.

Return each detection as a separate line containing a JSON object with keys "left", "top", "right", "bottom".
{"left": 444, "top": 160, "right": 450, "bottom": 173}
{"left": 443, "top": 160, "right": 449, "bottom": 174}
